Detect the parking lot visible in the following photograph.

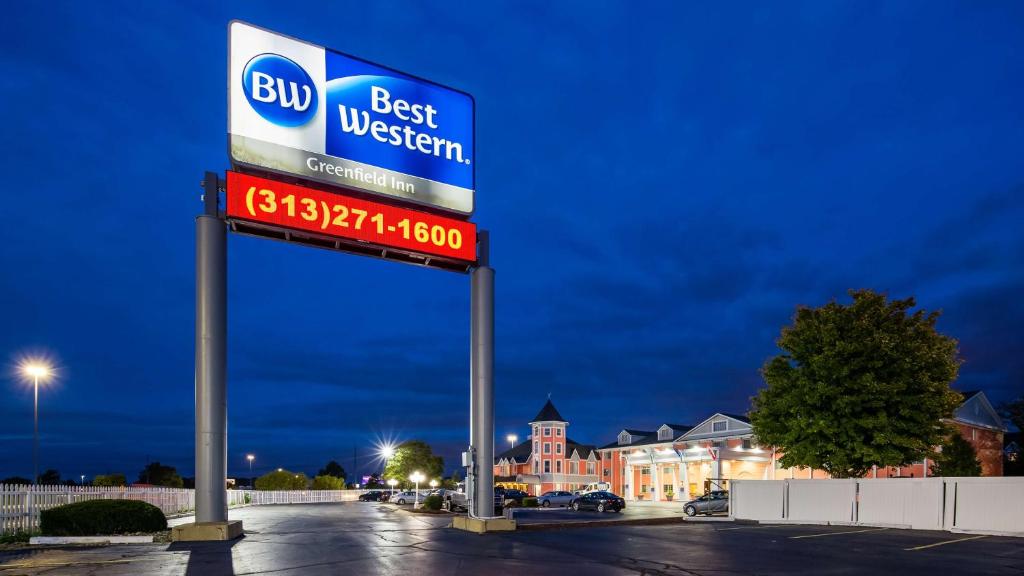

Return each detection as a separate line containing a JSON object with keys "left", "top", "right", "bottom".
{"left": 0, "top": 502, "right": 1021, "bottom": 575}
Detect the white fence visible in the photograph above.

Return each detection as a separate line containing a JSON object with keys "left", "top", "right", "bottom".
{"left": 731, "top": 477, "right": 1024, "bottom": 536}
{"left": 0, "top": 484, "right": 361, "bottom": 534}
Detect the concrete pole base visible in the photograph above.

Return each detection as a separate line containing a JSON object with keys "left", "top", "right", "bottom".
{"left": 451, "top": 516, "right": 516, "bottom": 533}
{"left": 171, "top": 520, "right": 244, "bottom": 541}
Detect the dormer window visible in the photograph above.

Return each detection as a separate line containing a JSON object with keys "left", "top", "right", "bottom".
{"left": 712, "top": 420, "right": 727, "bottom": 432}
{"left": 618, "top": 431, "right": 630, "bottom": 445}
{"left": 658, "top": 426, "right": 672, "bottom": 440}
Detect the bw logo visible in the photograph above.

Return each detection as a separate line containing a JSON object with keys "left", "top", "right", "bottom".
{"left": 242, "top": 53, "right": 318, "bottom": 127}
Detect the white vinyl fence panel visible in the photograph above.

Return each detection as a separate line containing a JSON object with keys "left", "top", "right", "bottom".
{"left": 786, "top": 479, "right": 857, "bottom": 523}
{"left": 947, "top": 478, "right": 1024, "bottom": 534}
{"left": 1, "top": 485, "right": 362, "bottom": 534}
{"left": 857, "top": 478, "right": 944, "bottom": 530}
{"left": 729, "top": 480, "right": 785, "bottom": 521}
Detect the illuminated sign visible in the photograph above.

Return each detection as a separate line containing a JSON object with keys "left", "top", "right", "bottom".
{"left": 225, "top": 172, "right": 476, "bottom": 262}
{"left": 229, "top": 21, "right": 475, "bottom": 215}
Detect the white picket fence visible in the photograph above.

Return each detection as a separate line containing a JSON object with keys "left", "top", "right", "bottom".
{"left": 731, "top": 477, "right": 1024, "bottom": 536}
{"left": 0, "top": 484, "right": 360, "bottom": 534}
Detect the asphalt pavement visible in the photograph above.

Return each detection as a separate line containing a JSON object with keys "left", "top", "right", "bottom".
{"left": 1, "top": 502, "right": 1021, "bottom": 575}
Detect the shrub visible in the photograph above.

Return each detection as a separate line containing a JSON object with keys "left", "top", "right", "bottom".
{"left": 40, "top": 500, "right": 167, "bottom": 536}
{"left": 0, "top": 531, "right": 31, "bottom": 544}
{"left": 255, "top": 470, "right": 308, "bottom": 490}
{"left": 421, "top": 495, "right": 442, "bottom": 511}
{"left": 92, "top": 474, "right": 127, "bottom": 487}
{"left": 523, "top": 497, "right": 538, "bottom": 508}
{"left": 312, "top": 475, "right": 344, "bottom": 490}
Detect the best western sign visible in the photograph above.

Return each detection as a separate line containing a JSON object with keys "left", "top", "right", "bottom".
{"left": 229, "top": 21, "right": 475, "bottom": 215}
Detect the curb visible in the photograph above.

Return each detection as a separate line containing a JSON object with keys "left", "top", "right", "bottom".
{"left": 517, "top": 516, "right": 690, "bottom": 531}
{"left": 30, "top": 535, "right": 154, "bottom": 545}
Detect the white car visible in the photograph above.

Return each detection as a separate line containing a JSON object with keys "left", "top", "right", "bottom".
{"left": 538, "top": 490, "right": 574, "bottom": 507}
{"left": 389, "top": 491, "right": 420, "bottom": 505}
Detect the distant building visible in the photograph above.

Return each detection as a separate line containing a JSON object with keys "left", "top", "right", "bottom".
{"left": 493, "top": 399, "right": 600, "bottom": 495}
{"left": 870, "top": 390, "right": 1008, "bottom": 478}
{"left": 596, "top": 413, "right": 789, "bottom": 502}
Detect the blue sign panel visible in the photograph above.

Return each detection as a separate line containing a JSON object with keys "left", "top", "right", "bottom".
{"left": 230, "top": 21, "right": 475, "bottom": 215}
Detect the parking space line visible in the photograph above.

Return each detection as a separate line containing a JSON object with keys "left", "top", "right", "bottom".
{"left": 904, "top": 535, "right": 988, "bottom": 551}
{"left": 717, "top": 524, "right": 791, "bottom": 531}
{"left": 789, "top": 527, "right": 889, "bottom": 539}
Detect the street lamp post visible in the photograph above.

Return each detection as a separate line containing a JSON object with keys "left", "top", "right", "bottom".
{"left": 21, "top": 362, "right": 51, "bottom": 486}
{"left": 506, "top": 434, "right": 518, "bottom": 449}
{"left": 246, "top": 454, "right": 255, "bottom": 482}
{"left": 80, "top": 474, "right": 85, "bottom": 486}
{"left": 409, "top": 471, "right": 425, "bottom": 507}
{"left": 387, "top": 478, "right": 397, "bottom": 497}
{"left": 429, "top": 479, "right": 438, "bottom": 491}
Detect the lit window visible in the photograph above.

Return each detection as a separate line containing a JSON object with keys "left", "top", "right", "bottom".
{"left": 712, "top": 421, "right": 727, "bottom": 432}
{"left": 544, "top": 443, "right": 551, "bottom": 454}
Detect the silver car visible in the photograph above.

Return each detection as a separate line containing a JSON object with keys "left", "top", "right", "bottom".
{"left": 388, "top": 491, "right": 420, "bottom": 505}
{"left": 682, "top": 490, "right": 729, "bottom": 516}
{"left": 538, "top": 490, "right": 574, "bottom": 508}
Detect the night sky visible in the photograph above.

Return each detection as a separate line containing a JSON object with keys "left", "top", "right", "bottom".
{"left": 1, "top": 1, "right": 1022, "bottom": 483}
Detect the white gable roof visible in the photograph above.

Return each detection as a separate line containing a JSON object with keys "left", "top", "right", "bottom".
{"left": 680, "top": 413, "right": 753, "bottom": 442}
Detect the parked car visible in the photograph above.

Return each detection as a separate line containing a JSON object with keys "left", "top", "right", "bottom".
{"left": 682, "top": 490, "right": 729, "bottom": 516}
{"left": 501, "top": 489, "right": 530, "bottom": 507}
{"left": 442, "top": 483, "right": 504, "bottom": 513}
{"left": 358, "top": 490, "right": 389, "bottom": 502}
{"left": 570, "top": 491, "right": 625, "bottom": 513}
{"left": 538, "top": 490, "right": 574, "bottom": 508}
{"left": 389, "top": 491, "right": 420, "bottom": 505}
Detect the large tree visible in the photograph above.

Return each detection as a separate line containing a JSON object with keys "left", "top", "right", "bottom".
{"left": 750, "top": 289, "right": 963, "bottom": 478}
{"left": 931, "top": 431, "right": 982, "bottom": 477}
{"left": 317, "top": 460, "right": 347, "bottom": 479}
{"left": 383, "top": 440, "right": 444, "bottom": 488}
{"left": 138, "top": 462, "right": 184, "bottom": 487}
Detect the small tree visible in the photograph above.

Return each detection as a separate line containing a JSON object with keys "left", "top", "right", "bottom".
{"left": 364, "top": 473, "right": 384, "bottom": 489}
{"left": 750, "top": 290, "right": 963, "bottom": 478}
{"left": 1000, "top": 396, "right": 1024, "bottom": 432}
{"left": 37, "top": 469, "right": 61, "bottom": 485}
{"left": 93, "top": 473, "right": 127, "bottom": 487}
{"left": 383, "top": 440, "right": 444, "bottom": 489}
{"left": 317, "top": 460, "right": 346, "bottom": 479}
{"left": 138, "top": 462, "right": 184, "bottom": 488}
{"left": 931, "top": 432, "right": 982, "bottom": 477}
{"left": 312, "top": 475, "right": 345, "bottom": 490}
{"left": 1, "top": 476, "right": 32, "bottom": 485}
{"left": 255, "top": 469, "right": 308, "bottom": 490}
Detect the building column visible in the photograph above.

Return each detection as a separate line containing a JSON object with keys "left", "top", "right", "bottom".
{"left": 625, "top": 463, "right": 634, "bottom": 500}
{"left": 680, "top": 460, "right": 690, "bottom": 500}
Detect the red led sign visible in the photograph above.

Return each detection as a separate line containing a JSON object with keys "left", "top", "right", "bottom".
{"left": 226, "top": 172, "right": 477, "bottom": 262}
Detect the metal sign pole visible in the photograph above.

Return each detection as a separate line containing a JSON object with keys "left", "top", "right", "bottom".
{"left": 195, "top": 172, "right": 228, "bottom": 524}
{"left": 470, "top": 231, "right": 495, "bottom": 517}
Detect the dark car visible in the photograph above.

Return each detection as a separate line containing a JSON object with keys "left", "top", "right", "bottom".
{"left": 682, "top": 490, "right": 729, "bottom": 516}
{"left": 501, "top": 489, "right": 530, "bottom": 507}
{"left": 570, "top": 491, "right": 625, "bottom": 513}
{"left": 358, "top": 491, "right": 389, "bottom": 502}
